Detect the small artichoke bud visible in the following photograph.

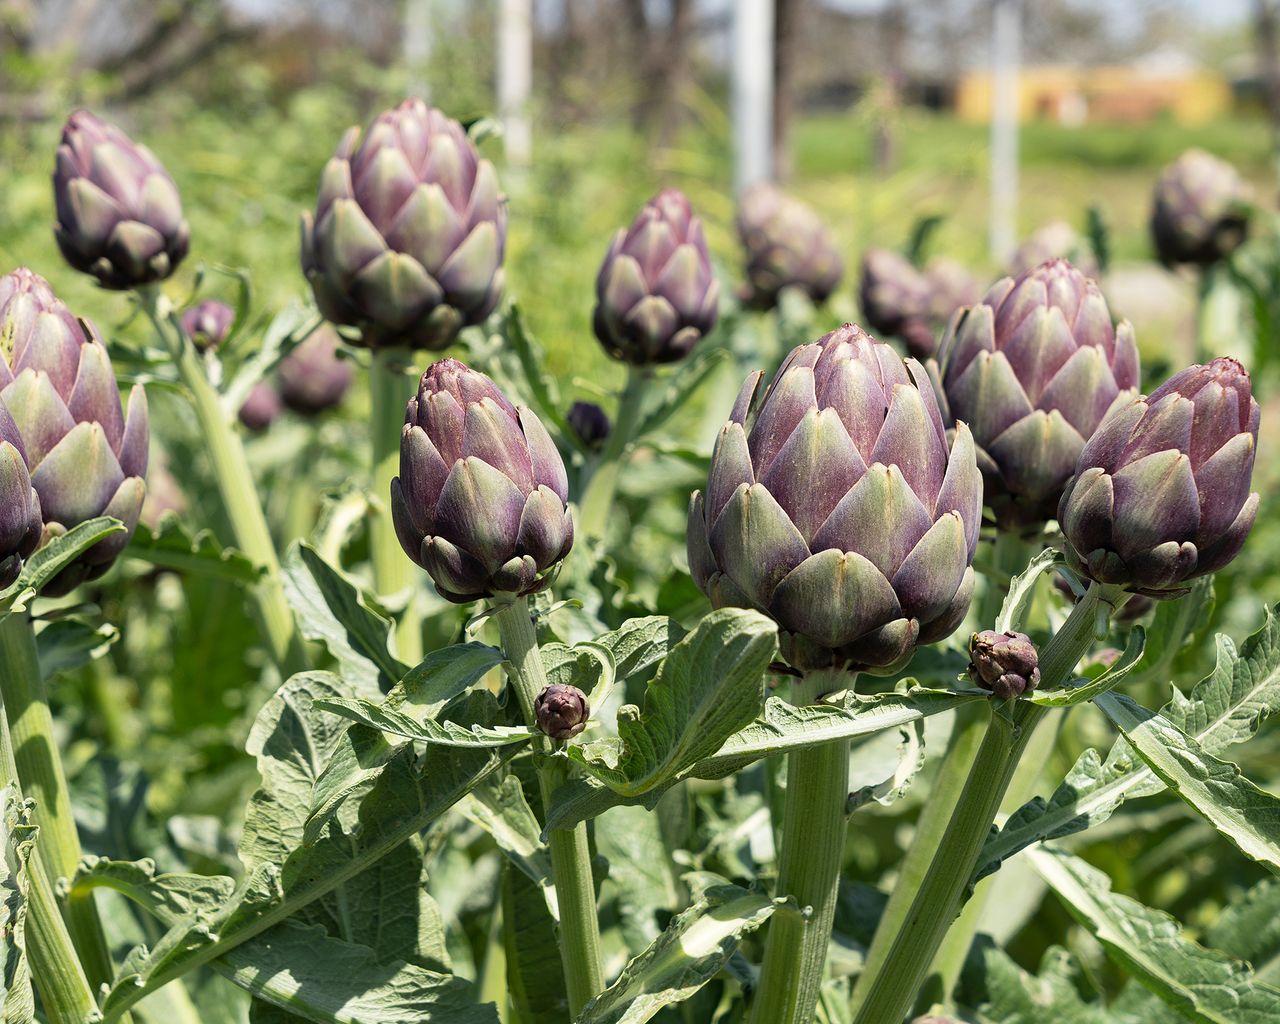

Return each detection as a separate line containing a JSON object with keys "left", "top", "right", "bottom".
{"left": 688, "top": 324, "right": 981, "bottom": 674}
{"left": 181, "top": 299, "right": 234, "bottom": 351}
{"left": 737, "top": 183, "right": 844, "bottom": 310}
{"left": 1059, "top": 357, "right": 1260, "bottom": 597}
{"left": 534, "top": 683, "right": 590, "bottom": 740}
{"left": 567, "top": 400, "right": 610, "bottom": 450}
{"left": 0, "top": 269, "right": 148, "bottom": 594}
{"left": 277, "top": 325, "right": 354, "bottom": 416}
{"left": 391, "top": 358, "right": 573, "bottom": 603}
{"left": 239, "top": 382, "right": 282, "bottom": 432}
{"left": 937, "top": 259, "right": 1139, "bottom": 531}
{"left": 860, "top": 252, "right": 982, "bottom": 361}
{"left": 1151, "top": 149, "right": 1251, "bottom": 267}
{"left": 592, "top": 189, "right": 719, "bottom": 365}
{"left": 53, "top": 109, "right": 190, "bottom": 289}
{"left": 969, "top": 629, "right": 1040, "bottom": 700}
{"left": 1008, "top": 221, "right": 1099, "bottom": 279}
{"left": 301, "top": 98, "right": 506, "bottom": 350}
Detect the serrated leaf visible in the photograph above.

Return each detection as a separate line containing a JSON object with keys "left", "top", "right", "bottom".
{"left": 976, "top": 945, "right": 1111, "bottom": 1024}
{"left": 1028, "top": 627, "right": 1145, "bottom": 707}
{"left": 568, "top": 609, "right": 777, "bottom": 795}
{"left": 1207, "top": 878, "right": 1280, "bottom": 983}
{"left": 502, "top": 859, "right": 567, "bottom": 1024}
{"left": 1095, "top": 692, "right": 1280, "bottom": 874}
{"left": 1029, "top": 847, "right": 1280, "bottom": 1024}
{"left": 315, "top": 697, "right": 534, "bottom": 748}
{"left": 578, "top": 884, "right": 790, "bottom": 1024}
{"left": 0, "top": 517, "right": 124, "bottom": 614}
{"left": 596, "top": 804, "right": 680, "bottom": 950}
{"left": 592, "top": 615, "right": 689, "bottom": 685}
{"left": 461, "top": 774, "right": 556, "bottom": 918}
{"left": 848, "top": 720, "right": 925, "bottom": 810}
{"left": 996, "top": 548, "right": 1059, "bottom": 634}
{"left": 126, "top": 518, "right": 261, "bottom": 583}
{"left": 0, "top": 788, "right": 36, "bottom": 1023}
{"left": 35, "top": 617, "right": 119, "bottom": 679}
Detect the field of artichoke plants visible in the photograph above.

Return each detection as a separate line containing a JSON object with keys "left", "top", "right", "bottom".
{"left": 1, "top": 87, "right": 1280, "bottom": 1024}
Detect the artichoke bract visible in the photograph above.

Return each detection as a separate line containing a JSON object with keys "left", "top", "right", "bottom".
{"left": 737, "top": 183, "right": 843, "bottom": 310}
{"left": 0, "top": 404, "right": 44, "bottom": 588}
{"left": 688, "top": 324, "right": 981, "bottom": 673}
{"left": 301, "top": 99, "right": 506, "bottom": 350}
{"left": 277, "top": 326, "right": 353, "bottom": 416}
{"left": 592, "top": 189, "right": 719, "bottom": 365}
{"left": 1151, "top": 149, "right": 1251, "bottom": 267}
{"left": 180, "top": 299, "right": 234, "bottom": 351}
{"left": 239, "top": 382, "right": 281, "bottom": 432}
{"left": 937, "top": 259, "right": 1139, "bottom": 531}
{"left": 1008, "top": 221, "right": 1098, "bottom": 279}
{"left": 1059, "top": 357, "right": 1259, "bottom": 598}
{"left": 392, "top": 358, "right": 573, "bottom": 603}
{"left": 567, "top": 400, "right": 610, "bottom": 450}
{"left": 53, "top": 110, "right": 189, "bottom": 289}
{"left": 0, "top": 269, "right": 148, "bottom": 594}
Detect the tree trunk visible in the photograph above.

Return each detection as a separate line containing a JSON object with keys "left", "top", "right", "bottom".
{"left": 773, "top": 0, "right": 804, "bottom": 181}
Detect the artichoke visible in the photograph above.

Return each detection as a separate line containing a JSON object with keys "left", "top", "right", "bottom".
{"left": 301, "top": 98, "right": 506, "bottom": 350}
{"left": 239, "top": 383, "right": 282, "bottom": 432}
{"left": 277, "top": 325, "right": 353, "bottom": 416}
{"left": 391, "top": 358, "right": 573, "bottom": 603}
{"left": 1009, "top": 221, "right": 1098, "bottom": 279}
{"left": 534, "top": 684, "right": 590, "bottom": 740}
{"left": 0, "top": 403, "right": 44, "bottom": 588}
{"left": 0, "top": 269, "right": 148, "bottom": 594}
{"left": 53, "top": 109, "right": 189, "bottom": 289}
{"left": 688, "top": 324, "right": 981, "bottom": 673}
{"left": 858, "top": 251, "right": 980, "bottom": 360}
{"left": 181, "top": 299, "right": 234, "bottom": 351}
{"left": 737, "top": 183, "right": 843, "bottom": 310}
{"left": 937, "top": 259, "right": 1139, "bottom": 531}
{"left": 1151, "top": 149, "right": 1251, "bottom": 267}
{"left": 969, "top": 629, "right": 1040, "bottom": 700}
{"left": 1059, "top": 357, "right": 1259, "bottom": 598}
{"left": 592, "top": 189, "right": 719, "bottom": 365}
{"left": 567, "top": 400, "right": 610, "bottom": 450}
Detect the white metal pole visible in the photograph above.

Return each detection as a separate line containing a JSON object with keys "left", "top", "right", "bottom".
{"left": 404, "top": 0, "right": 432, "bottom": 100}
{"left": 497, "top": 0, "right": 534, "bottom": 165}
{"left": 989, "top": 0, "right": 1021, "bottom": 262}
{"left": 733, "top": 0, "right": 775, "bottom": 192}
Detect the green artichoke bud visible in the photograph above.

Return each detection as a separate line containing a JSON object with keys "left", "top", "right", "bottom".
{"left": 737, "top": 183, "right": 843, "bottom": 310}
{"left": 301, "top": 98, "right": 506, "bottom": 350}
{"left": 53, "top": 110, "right": 189, "bottom": 289}
{"left": 1009, "top": 220, "right": 1098, "bottom": 279}
{"left": 392, "top": 358, "right": 573, "bottom": 603}
{"left": 688, "top": 324, "right": 981, "bottom": 673}
{"left": 0, "top": 269, "right": 148, "bottom": 594}
{"left": 859, "top": 251, "right": 980, "bottom": 360}
{"left": 277, "top": 325, "right": 353, "bottom": 416}
{"left": 567, "top": 400, "right": 610, "bottom": 450}
{"left": 180, "top": 299, "right": 234, "bottom": 351}
{"left": 1151, "top": 149, "right": 1251, "bottom": 267}
{"left": 534, "top": 683, "right": 590, "bottom": 740}
{"left": 937, "top": 259, "right": 1139, "bottom": 531}
{"left": 593, "top": 189, "right": 719, "bottom": 365}
{"left": 1059, "top": 357, "right": 1259, "bottom": 598}
{"left": 239, "top": 382, "right": 281, "bottom": 432}
{"left": 969, "top": 629, "right": 1040, "bottom": 699}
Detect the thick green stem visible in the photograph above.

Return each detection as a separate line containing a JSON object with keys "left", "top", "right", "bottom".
{"left": 749, "top": 669, "right": 852, "bottom": 1024}
{"left": 369, "top": 350, "right": 422, "bottom": 665}
{"left": 493, "top": 598, "right": 605, "bottom": 1014}
{"left": 851, "top": 584, "right": 1117, "bottom": 1024}
{"left": 140, "top": 288, "right": 306, "bottom": 676}
{"left": 576, "top": 367, "right": 649, "bottom": 543}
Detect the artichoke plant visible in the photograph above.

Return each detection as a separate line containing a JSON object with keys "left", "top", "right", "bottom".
{"left": 301, "top": 98, "right": 506, "bottom": 350}
{"left": 737, "top": 183, "right": 843, "bottom": 310}
{"left": 277, "top": 326, "right": 354, "bottom": 415}
{"left": 0, "top": 269, "right": 148, "bottom": 593}
{"left": 181, "top": 299, "right": 234, "bottom": 351}
{"left": 688, "top": 324, "right": 981, "bottom": 672}
{"left": 239, "top": 383, "right": 282, "bottom": 432}
{"left": 392, "top": 358, "right": 573, "bottom": 603}
{"left": 592, "top": 189, "right": 719, "bottom": 365}
{"left": 567, "top": 400, "right": 610, "bottom": 450}
{"left": 1151, "top": 149, "right": 1251, "bottom": 267}
{"left": 53, "top": 109, "right": 190, "bottom": 289}
{"left": 1008, "top": 221, "right": 1098, "bottom": 279}
{"left": 937, "top": 259, "right": 1139, "bottom": 531}
{"left": 969, "top": 629, "right": 1040, "bottom": 699}
{"left": 859, "top": 251, "right": 980, "bottom": 360}
{"left": 1059, "top": 357, "right": 1259, "bottom": 597}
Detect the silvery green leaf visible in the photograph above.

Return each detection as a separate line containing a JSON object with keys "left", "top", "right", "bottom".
{"left": 848, "top": 720, "right": 925, "bottom": 810}
{"left": 502, "top": 860, "right": 568, "bottom": 1024}
{"left": 0, "top": 517, "right": 124, "bottom": 615}
{"left": 1206, "top": 877, "right": 1280, "bottom": 983}
{"left": 35, "top": 616, "right": 118, "bottom": 679}
{"left": 1028, "top": 626, "right": 1144, "bottom": 707}
{"left": 460, "top": 775, "right": 556, "bottom": 919}
{"left": 315, "top": 696, "right": 533, "bottom": 749}
{"left": 126, "top": 517, "right": 260, "bottom": 583}
{"left": 996, "top": 548, "right": 1059, "bottom": 634}
{"left": 596, "top": 804, "right": 680, "bottom": 951}
{"left": 976, "top": 944, "right": 1112, "bottom": 1024}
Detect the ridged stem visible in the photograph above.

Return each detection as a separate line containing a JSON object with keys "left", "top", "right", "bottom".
{"left": 493, "top": 597, "right": 605, "bottom": 1015}
{"left": 577, "top": 367, "right": 649, "bottom": 544}
{"left": 748, "top": 669, "right": 852, "bottom": 1024}
{"left": 369, "top": 350, "right": 422, "bottom": 665}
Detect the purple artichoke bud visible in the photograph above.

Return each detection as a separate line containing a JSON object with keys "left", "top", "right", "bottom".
{"left": 53, "top": 110, "right": 190, "bottom": 289}
{"left": 937, "top": 259, "right": 1139, "bottom": 532}
{"left": 858, "top": 248, "right": 934, "bottom": 359}
{"left": 1008, "top": 221, "right": 1099, "bottom": 279}
{"left": 737, "top": 183, "right": 844, "bottom": 310}
{"left": 0, "top": 269, "right": 148, "bottom": 594}
{"left": 923, "top": 258, "right": 983, "bottom": 326}
{"left": 534, "top": 683, "right": 590, "bottom": 740}
{"left": 688, "top": 324, "right": 982, "bottom": 673}
{"left": 276, "top": 326, "right": 354, "bottom": 416}
{"left": 391, "top": 358, "right": 573, "bottom": 603}
{"left": 180, "top": 299, "right": 234, "bottom": 351}
{"left": 1151, "top": 149, "right": 1251, "bottom": 267}
{"left": 592, "top": 189, "right": 719, "bottom": 365}
{"left": 1059, "top": 357, "right": 1260, "bottom": 598}
{"left": 567, "top": 400, "right": 610, "bottom": 450}
{"left": 300, "top": 99, "right": 506, "bottom": 350}
{"left": 969, "top": 629, "right": 1040, "bottom": 700}
{"left": 0, "top": 402, "right": 44, "bottom": 589}
{"left": 239, "top": 382, "right": 282, "bottom": 432}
